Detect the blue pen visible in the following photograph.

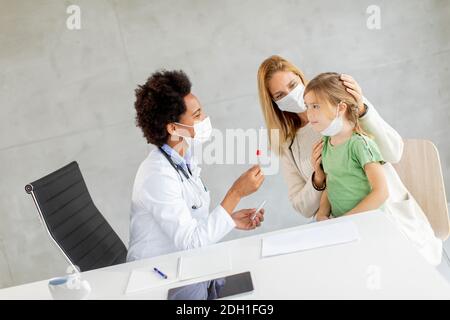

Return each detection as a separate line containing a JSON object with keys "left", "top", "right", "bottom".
{"left": 153, "top": 267, "right": 168, "bottom": 279}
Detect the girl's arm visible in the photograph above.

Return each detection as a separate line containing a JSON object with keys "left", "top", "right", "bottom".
{"left": 316, "top": 190, "right": 331, "bottom": 221}
{"left": 344, "top": 162, "right": 389, "bottom": 216}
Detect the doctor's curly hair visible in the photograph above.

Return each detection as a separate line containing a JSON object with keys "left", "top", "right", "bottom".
{"left": 134, "top": 70, "right": 192, "bottom": 146}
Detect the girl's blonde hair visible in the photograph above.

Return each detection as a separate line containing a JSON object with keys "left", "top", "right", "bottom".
{"left": 303, "top": 72, "right": 368, "bottom": 136}
{"left": 257, "top": 55, "right": 307, "bottom": 154}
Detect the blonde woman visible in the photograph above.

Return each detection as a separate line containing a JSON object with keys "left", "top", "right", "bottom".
{"left": 257, "top": 55, "right": 442, "bottom": 265}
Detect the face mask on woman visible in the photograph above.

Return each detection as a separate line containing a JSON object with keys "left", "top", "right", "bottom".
{"left": 275, "top": 83, "right": 307, "bottom": 113}
{"left": 174, "top": 117, "right": 213, "bottom": 148}
{"left": 320, "top": 105, "right": 344, "bottom": 137}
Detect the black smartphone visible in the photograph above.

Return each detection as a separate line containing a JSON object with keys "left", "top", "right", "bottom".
{"left": 167, "top": 271, "right": 254, "bottom": 300}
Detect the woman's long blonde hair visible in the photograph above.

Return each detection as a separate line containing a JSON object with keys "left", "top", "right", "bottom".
{"left": 303, "top": 72, "right": 368, "bottom": 136}
{"left": 257, "top": 55, "right": 307, "bottom": 154}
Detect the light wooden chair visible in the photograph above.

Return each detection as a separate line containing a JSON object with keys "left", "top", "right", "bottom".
{"left": 392, "top": 139, "right": 450, "bottom": 240}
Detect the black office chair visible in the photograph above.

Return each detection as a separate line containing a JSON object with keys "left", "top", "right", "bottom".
{"left": 25, "top": 161, "right": 127, "bottom": 272}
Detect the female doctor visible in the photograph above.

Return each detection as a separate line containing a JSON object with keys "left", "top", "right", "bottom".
{"left": 127, "top": 70, "right": 265, "bottom": 261}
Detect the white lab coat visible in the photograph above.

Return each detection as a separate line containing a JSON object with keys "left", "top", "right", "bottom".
{"left": 127, "top": 148, "right": 236, "bottom": 262}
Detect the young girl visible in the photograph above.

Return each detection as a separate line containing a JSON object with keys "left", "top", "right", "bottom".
{"left": 303, "top": 72, "right": 389, "bottom": 221}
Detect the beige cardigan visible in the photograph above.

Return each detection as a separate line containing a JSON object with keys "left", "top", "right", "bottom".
{"left": 280, "top": 98, "right": 442, "bottom": 265}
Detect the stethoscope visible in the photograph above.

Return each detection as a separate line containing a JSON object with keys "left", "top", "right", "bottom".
{"left": 159, "top": 147, "right": 208, "bottom": 210}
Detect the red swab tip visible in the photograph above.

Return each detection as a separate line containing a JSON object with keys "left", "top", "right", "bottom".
{"left": 256, "top": 149, "right": 261, "bottom": 156}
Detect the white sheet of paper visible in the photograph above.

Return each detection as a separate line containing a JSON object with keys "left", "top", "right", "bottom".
{"left": 179, "top": 247, "right": 232, "bottom": 281}
{"left": 262, "top": 221, "right": 360, "bottom": 257}
{"left": 125, "top": 260, "right": 179, "bottom": 295}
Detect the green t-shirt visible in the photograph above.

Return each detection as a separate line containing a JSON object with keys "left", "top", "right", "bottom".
{"left": 322, "top": 133, "right": 385, "bottom": 218}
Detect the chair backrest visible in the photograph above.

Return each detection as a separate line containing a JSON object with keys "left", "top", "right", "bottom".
{"left": 25, "top": 162, "right": 127, "bottom": 272}
{"left": 392, "top": 139, "right": 449, "bottom": 240}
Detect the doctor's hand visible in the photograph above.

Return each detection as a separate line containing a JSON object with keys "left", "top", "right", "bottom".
{"left": 232, "top": 208, "right": 265, "bottom": 230}
{"left": 230, "top": 165, "right": 265, "bottom": 198}
{"left": 221, "top": 165, "right": 264, "bottom": 216}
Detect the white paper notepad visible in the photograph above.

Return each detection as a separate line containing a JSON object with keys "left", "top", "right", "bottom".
{"left": 262, "top": 221, "right": 360, "bottom": 257}
{"left": 178, "top": 247, "right": 232, "bottom": 281}
{"left": 125, "top": 260, "right": 179, "bottom": 295}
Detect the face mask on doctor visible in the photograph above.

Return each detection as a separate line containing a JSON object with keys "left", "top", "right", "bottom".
{"left": 173, "top": 116, "right": 213, "bottom": 148}
{"left": 320, "top": 103, "right": 344, "bottom": 137}
{"left": 274, "top": 82, "right": 307, "bottom": 113}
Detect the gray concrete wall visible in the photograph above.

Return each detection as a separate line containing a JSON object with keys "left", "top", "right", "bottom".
{"left": 0, "top": 0, "right": 449, "bottom": 288}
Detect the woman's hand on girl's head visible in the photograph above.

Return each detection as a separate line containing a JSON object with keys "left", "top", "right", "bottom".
{"left": 340, "top": 74, "right": 365, "bottom": 115}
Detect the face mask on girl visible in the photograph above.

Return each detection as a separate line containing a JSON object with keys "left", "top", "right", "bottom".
{"left": 320, "top": 104, "right": 344, "bottom": 137}
{"left": 275, "top": 83, "right": 307, "bottom": 113}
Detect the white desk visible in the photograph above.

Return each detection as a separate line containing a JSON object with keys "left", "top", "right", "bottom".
{"left": 1, "top": 210, "right": 449, "bottom": 299}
